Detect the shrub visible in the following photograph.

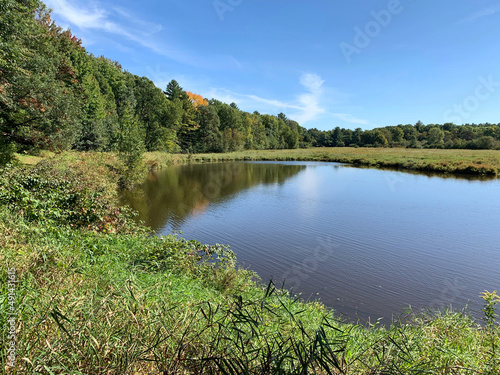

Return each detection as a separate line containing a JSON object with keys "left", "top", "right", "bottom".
{"left": 0, "top": 160, "right": 134, "bottom": 233}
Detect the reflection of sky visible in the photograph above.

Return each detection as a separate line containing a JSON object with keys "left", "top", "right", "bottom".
{"left": 296, "top": 165, "right": 354, "bottom": 219}
{"left": 123, "top": 161, "right": 500, "bottom": 323}
{"left": 297, "top": 167, "right": 319, "bottom": 219}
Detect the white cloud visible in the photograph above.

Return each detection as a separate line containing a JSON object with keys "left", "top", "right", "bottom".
{"left": 300, "top": 73, "right": 325, "bottom": 92}
{"left": 245, "top": 95, "right": 302, "bottom": 110}
{"left": 111, "top": 6, "right": 163, "bottom": 35}
{"left": 44, "top": 0, "right": 195, "bottom": 65}
{"left": 204, "top": 88, "right": 241, "bottom": 106}
{"left": 204, "top": 86, "right": 305, "bottom": 116}
{"left": 288, "top": 73, "right": 326, "bottom": 124}
{"left": 460, "top": 5, "right": 500, "bottom": 23}
{"left": 203, "top": 73, "right": 367, "bottom": 127}
{"left": 45, "top": 0, "right": 106, "bottom": 28}
{"left": 230, "top": 56, "right": 244, "bottom": 71}
{"left": 330, "top": 113, "right": 369, "bottom": 125}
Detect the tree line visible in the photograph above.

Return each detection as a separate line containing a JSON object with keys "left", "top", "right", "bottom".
{"left": 1, "top": 0, "right": 499, "bottom": 166}
{"left": 308, "top": 122, "right": 500, "bottom": 150}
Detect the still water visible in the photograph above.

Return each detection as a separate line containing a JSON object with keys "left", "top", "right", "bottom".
{"left": 121, "top": 161, "right": 500, "bottom": 323}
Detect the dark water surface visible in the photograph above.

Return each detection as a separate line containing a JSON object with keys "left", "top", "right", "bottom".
{"left": 121, "top": 161, "right": 500, "bottom": 323}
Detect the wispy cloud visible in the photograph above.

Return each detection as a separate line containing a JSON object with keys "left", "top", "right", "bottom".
{"left": 330, "top": 113, "right": 369, "bottom": 125}
{"left": 204, "top": 88, "right": 289, "bottom": 111}
{"left": 204, "top": 73, "right": 367, "bottom": 127}
{"left": 245, "top": 95, "right": 303, "bottom": 111}
{"left": 460, "top": 5, "right": 500, "bottom": 23}
{"left": 289, "top": 73, "right": 326, "bottom": 124}
{"left": 44, "top": 0, "right": 195, "bottom": 65}
{"left": 45, "top": 0, "right": 107, "bottom": 29}
{"left": 205, "top": 74, "right": 323, "bottom": 122}
{"left": 111, "top": 6, "right": 163, "bottom": 35}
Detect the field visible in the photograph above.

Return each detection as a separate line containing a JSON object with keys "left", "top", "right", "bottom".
{"left": 145, "top": 147, "right": 500, "bottom": 176}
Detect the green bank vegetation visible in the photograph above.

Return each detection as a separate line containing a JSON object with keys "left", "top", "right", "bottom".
{"left": 145, "top": 148, "right": 500, "bottom": 177}
{"left": 1, "top": 152, "right": 500, "bottom": 374}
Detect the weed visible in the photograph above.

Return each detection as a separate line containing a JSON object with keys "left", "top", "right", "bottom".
{"left": 481, "top": 290, "right": 500, "bottom": 373}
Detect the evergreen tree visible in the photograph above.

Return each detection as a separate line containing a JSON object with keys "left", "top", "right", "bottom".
{"left": 164, "top": 79, "right": 184, "bottom": 101}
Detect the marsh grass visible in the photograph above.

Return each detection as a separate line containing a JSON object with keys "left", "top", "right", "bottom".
{"left": 145, "top": 148, "right": 500, "bottom": 177}
{"left": 17, "top": 148, "right": 500, "bottom": 177}
{"left": 1, "top": 152, "right": 499, "bottom": 374}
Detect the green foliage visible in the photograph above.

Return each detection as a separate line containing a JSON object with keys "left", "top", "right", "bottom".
{"left": 73, "top": 66, "right": 111, "bottom": 151}
{"left": 1, "top": 1, "right": 83, "bottom": 155}
{"left": 428, "top": 127, "right": 445, "bottom": 148}
{"left": 309, "top": 122, "right": 500, "bottom": 150}
{"left": 481, "top": 290, "right": 500, "bottom": 373}
{"left": 194, "top": 105, "right": 224, "bottom": 152}
{"left": 164, "top": 79, "right": 184, "bottom": 100}
{"left": 0, "top": 159, "right": 133, "bottom": 232}
{"left": 133, "top": 235, "right": 239, "bottom": 291}
{"left": 177, "top": 95, "right": 198, "bottom": 152}
{"left": 133, "top": 76, "right": 174, "bottom": 152}
{"left": 0, "top": 137, "right": 17, "bottom": 165}
{"left": 109, "top": 78, "right": 146, "bottom": 188}
{"left": 482, "top": 290, "right": 500, "bottom": 330}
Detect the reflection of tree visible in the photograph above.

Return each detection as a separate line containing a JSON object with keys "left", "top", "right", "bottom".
{"left": 120, "top": 162, "right": 306, "bottom": 231}
{"left": 347, "top": 164, "right": 496, "bottom": 181}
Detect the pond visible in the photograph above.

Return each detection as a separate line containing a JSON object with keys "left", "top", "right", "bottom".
{"left": 121, "top": 161, "right": 500, "bottom": 323}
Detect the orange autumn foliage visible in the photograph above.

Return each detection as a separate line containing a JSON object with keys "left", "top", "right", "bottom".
{"left": 186, "top": 91, "right": 208, "bottom": 107}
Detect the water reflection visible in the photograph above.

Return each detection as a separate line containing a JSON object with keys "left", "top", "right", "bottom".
{"left": 121, "top": 162, "right": 307, "bottom": 230}
{"left": 348, "top": 164, "right": 497, "bottom": 181}
{"left": 120, "top": 161, "right": 500, "bottom": 323}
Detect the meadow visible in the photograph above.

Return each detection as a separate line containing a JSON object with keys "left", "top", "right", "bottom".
{"left": 145, "top": 147, "right": 500, "bottom": 176}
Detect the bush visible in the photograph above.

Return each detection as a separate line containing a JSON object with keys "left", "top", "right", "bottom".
{"left": 0, "top": 160, "right": 134, "bottom": 233}
{"left": 468, "top": 136, "right": 500, "bottom": 150}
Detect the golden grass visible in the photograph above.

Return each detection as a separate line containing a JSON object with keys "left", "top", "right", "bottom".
{"left": 145, "top": 148, "right": 500, "bottom": 176}
{"left": 13, "top": 147, "right": 500, "bottom": 175}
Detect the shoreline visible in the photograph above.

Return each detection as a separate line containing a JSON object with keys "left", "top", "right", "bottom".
{"left": 144, "top": 147, "right": 500, "bottom": 177}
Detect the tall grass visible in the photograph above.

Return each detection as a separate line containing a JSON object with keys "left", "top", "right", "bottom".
{"left": 145, "top": 148, "right": 500, "bottom": 177}
{"left": 1, "top": 152, "right": 499, "bottom": 374}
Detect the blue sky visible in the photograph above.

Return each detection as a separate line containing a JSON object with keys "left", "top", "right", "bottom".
{"left": 44, "top": 0, "right": 500, "bottom": 130}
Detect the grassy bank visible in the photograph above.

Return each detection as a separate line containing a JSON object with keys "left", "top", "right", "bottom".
{"left": 1, "top": 152, "right": 500, "bottom": 374}
{"left": 145, "top": 148, "right": 500, "bottom": 176}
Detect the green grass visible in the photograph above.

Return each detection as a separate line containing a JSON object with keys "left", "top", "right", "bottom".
{"left": 146, "top": 148, "right": 500, "bottom": 176}
{"left": 1, "top": 152, "right": 500, "bottom": 374}
{"left": 14, "top": 151, "right": 56, "bottom": 166}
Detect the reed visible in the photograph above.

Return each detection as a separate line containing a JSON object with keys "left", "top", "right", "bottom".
{"left": 145, "top": 148, "right": 500, "bottom": 176}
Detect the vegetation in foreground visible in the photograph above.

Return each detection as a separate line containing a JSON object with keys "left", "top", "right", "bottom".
{"left": 145, "top": 147, "right": 500, "bottom": 177}
{"left": 1, "top": 152, "right": 500, "bottom": 374}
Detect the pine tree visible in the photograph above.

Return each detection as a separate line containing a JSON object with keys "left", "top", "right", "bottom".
{"left": 164, "top": 79, "right": 184, "bottom": 101}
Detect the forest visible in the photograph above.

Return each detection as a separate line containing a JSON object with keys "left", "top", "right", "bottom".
{"left": 2, "top": 0, "right": 500, "bottom": 167}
